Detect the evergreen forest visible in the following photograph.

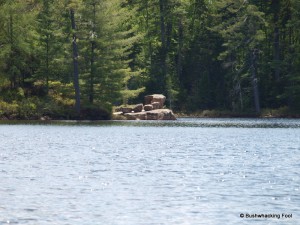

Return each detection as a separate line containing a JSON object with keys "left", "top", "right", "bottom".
{"left": 0, "top": 0, "right": 300, "bottom": 119}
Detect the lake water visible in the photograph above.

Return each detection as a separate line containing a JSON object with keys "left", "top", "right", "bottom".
{"left": 0, "top": 118, "right": 299, "bottom": 225}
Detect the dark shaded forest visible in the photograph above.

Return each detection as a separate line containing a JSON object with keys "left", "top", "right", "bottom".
{"left": 0, "top": 0, "right": 299, "bottom": 119}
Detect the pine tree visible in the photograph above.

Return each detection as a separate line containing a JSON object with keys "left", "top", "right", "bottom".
{"left": 35, "top": 0, "right": 66, "bottom": 93}
{"left": 78, "top": 0, "right": 145, "bottom": 108}
{"left": 285, "top": 0, "right": 300, "bottom": 110}
{"left": 0, "top": 0, "right": 37, "bottom": 90}
{"left": 214, "top": 0, "right": 266, "bottom": 113}
{"left": 63, "top": 0, "right": 82, "bottom": 114}
{"left": 179, "top": 0, "right": 224, "bottom": 111}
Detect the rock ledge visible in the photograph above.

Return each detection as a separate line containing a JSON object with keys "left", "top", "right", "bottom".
{"left": 114, "top": 94, "right": 176, "bottom": 120}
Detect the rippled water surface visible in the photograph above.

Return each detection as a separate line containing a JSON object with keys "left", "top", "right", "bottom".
{"left": 0, "top": 118, "right": 299, "bottom": 225}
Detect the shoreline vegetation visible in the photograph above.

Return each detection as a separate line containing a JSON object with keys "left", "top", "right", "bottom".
{"left": 1, "top": 99, "right": 299, "bottom": 121}
{"left": 0, "top": 91, "right": 299, "bottom": 121}
{"left": 1, "top": 1, "right": 300, "bottom": 119}
{"left": 1, "top": 112, "right": 299, "bottom": 121}
{"left": 175, "top": 109, "right": 300, "bottom": 119}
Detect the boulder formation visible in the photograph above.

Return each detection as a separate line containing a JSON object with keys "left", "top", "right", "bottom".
{"left": 144, "top": 94, "right": 166, "bottom": 109}
{"left": 133, "top": 104, "right": 143, "bottom": 113}
{"left": 114, "top": 94, "right": 176, "bottom": 120}
{"left": 144, "top": 104, "right": 153, "bottom": 111}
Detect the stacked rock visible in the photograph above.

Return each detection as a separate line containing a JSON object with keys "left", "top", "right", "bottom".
{"left": 144, "top": 94, "right": 166, "bottom": 110}
{"left": 114, "top": 94, "right": 176, "bottom": 120}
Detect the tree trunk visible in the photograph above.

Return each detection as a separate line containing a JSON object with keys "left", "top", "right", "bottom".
{"left": 46, "top": 37, "right": 49, "bottom": 94}
{"left": 89, "top": 2, "right": 96, "bottom": 104}
{"left": 251, "top": 49, "right": 260, "bottom": 114}
{"left": 159, "top": 0, "right": 166, "bottom": 49}
{"left": 177, "top": 17, "right": 183, "bottom": 81}
{"left": 272, "top": 0, "right": 280, "bottom": 81}
{"left": 70, "top": 9, "right": 81, "bottom": 115}
{"left": 9, "top": 14, "right": 16, "bottom": 89}
{"left": 89, "top": 41, "right": 95, "bottom": 104}
{"left": 159, "top": 0, "right": 167, "bottom": 92}
{"left": 145, "top": 0, "right": 152, "bottom": 65}
{"left": 274, "top": 26, "right": 280, "bottom": 81}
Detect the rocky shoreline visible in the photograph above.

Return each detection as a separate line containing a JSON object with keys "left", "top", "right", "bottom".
{"left": 113, "top": 94, "right": 176, "bottom": 120}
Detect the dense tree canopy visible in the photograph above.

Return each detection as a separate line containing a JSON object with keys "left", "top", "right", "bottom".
{"left": 0, "top": 0, "right": 299, "bottom": 119}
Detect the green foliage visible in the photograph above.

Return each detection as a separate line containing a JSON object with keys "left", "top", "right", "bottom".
{"left": 212, "top": 0, "right": 266, "bottom": 112}
{"left": 0, "top": 100, "right": 19, "bottom": 118}
{"left": 34, "top": 0, "right": 68, "bottom": 89}
{"left": 0, "top": 1, "right": 37, "bottom": 89}
{"left": 77, "top": 0, "right": 145, "bottom": 107}
{"left": 0, "top": 0, "right": 299, "bottom": 119}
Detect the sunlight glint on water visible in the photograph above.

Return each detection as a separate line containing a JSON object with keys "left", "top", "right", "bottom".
{"left": 0, "top": 118, "right": 299, "bottom": 225}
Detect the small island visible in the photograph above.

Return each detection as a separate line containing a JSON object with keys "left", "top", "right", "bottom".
{"left": 113, "top": 94, "right": 176, "bottom": 120}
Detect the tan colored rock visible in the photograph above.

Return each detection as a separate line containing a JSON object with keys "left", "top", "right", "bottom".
{"left": 124, "top": 112, "right": 147, "bottom": 120}
{"left": 133, "top": 104, "right": 143, "bottom": 113}
{"left": 119, "top": 107, "right": 133, "bottom": 113}
{"left": 146, "top": 109, "right": 176, "bottom": 120}
{"left": 123, "top": 109, "right": 176, "bottom": 120}
{"left": 146, "top": 112, "right": 159, "bottom": 120}
{"left": 115, "top": 94, "right": 175, "bottom": 120}
{"left": 113, "top": 112, "right": 123, "bottom": 116}
{"left": 151, "top": 102, "right": 160, "bottom": 110}
{"left": 144, "top": 104, "right": 153, "bottom": 111}
{"left": 144, "top": 94, "right": 166, "bottom": 108}
{"left": 112, "top": 112, "right": 127, "bottom": 120}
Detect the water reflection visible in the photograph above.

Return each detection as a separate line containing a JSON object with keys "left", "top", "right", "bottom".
{"left": 0, "top": 119, "right": 299, "bottom": 225}
{"left": 0, "top": 117, "right": 300, "bottom": 128}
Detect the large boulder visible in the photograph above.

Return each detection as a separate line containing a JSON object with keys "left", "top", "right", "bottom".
{"left": 114, "top": 94, "right": 176, "bottom": 120}
{"left": 144, "top": 94, "right": 166, "bottom": 109}
{"left": 146, "top": 109, "right": 176, "bottom": 120}
{"left": 151, "top": 102, "right": 160, "bottom": 110}
{"left": 112, "top": 112, "right": 127, "bottom": 120}
{"left": 124, "top": 109, "right": 176, "bottom": 120}
{"left": 124, "top": 112, "right": 147, "bottom": 120}
{"left": 115, "top": 107, "right": 133, "bottom": 113}
{"left": 133, "top": 104, "right": 143, "bottom": 113}
{"left": 144, "top": 104, "right": 153, "bottom": 111}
